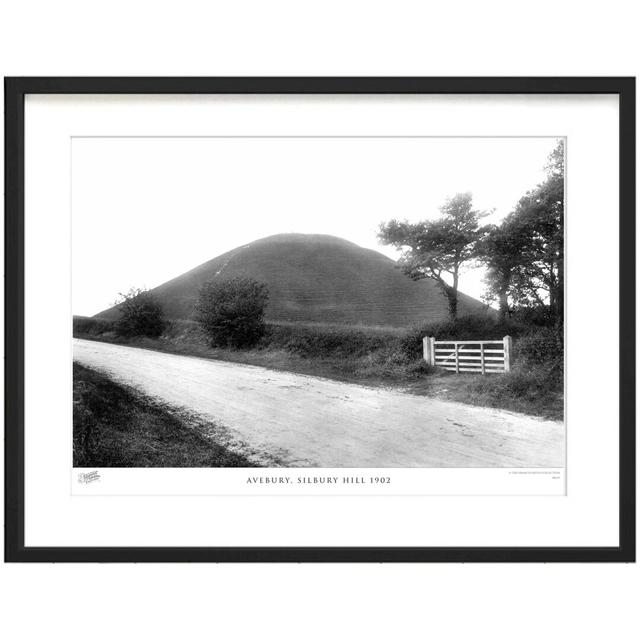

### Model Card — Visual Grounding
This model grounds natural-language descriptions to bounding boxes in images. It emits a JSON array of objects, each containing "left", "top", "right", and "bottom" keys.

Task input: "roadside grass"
[
  {"left": 403, "top": 367, "right": 563, "bottom": 420},
  {"left": 74, "top": 316, "right": 564, "bottom": 421},
  {"left": 73, "top": 362, "right": 256, "bottom": 467}
]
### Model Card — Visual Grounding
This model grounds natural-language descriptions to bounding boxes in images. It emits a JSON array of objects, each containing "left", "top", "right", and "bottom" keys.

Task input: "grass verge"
[
  {"left": 73, "top": 362, "right": 256, "bottom": 467},
  {"left": 404, "top": 370, "right": 563, "bottom": 421}
]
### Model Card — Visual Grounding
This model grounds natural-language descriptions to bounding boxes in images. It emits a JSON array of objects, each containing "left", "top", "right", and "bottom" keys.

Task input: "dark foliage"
[
  {"left": 479, "top": 139, "right": 564, "bottom": 324},
  {"left": 514, "top": 326, "right": 563, "bottom": 374},
  {"left": 73, "top": 316, "right": 116, "bottom": 336},
  {"left": 379, "top": 192, "right": 488, "bottom": 319},
  {"left": 265, "top": 324, "right": 393, "bottom": 358},
  {"left": 115, "top": 287, "right": 165, "bottom": 338},
  {"left": 509, "top": 305, "right": 557, "bottom": 328},
  {"left": 196, "top": 277, "right": 269, "bottom": 348}
]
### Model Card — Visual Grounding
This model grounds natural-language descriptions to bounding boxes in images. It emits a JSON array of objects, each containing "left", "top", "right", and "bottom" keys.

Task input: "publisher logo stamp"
[{"left": 78, "top": 470, "right": 101, "bottom": 484}]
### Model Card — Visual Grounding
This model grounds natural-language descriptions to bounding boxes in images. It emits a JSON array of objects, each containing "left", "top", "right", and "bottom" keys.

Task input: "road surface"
[{"left": 73, "top": 339, "right": 565, "bottom": 467}]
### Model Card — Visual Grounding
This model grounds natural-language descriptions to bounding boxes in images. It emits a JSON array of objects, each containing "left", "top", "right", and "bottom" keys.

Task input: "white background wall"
[{"left": 1, "top": 2, "right": 638, "bottom": 639}]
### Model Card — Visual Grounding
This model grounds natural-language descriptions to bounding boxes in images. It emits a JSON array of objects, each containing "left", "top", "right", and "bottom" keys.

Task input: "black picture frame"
[{"left": 4, "top": 77, "right": 636, "bottom": 563}]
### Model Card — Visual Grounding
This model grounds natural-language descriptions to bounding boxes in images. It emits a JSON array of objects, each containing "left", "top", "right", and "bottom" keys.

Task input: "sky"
[{"left": 72, "top": 136, "right": 559, "bottom": 316}]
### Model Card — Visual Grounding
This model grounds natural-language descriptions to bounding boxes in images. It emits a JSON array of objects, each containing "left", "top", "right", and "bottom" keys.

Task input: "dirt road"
[{"left": 73, "top": 339, "right": 564, "bottom": 467}]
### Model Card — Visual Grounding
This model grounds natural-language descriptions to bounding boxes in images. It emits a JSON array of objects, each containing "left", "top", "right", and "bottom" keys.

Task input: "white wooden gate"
[{"left": 422, "top": 336, "right": 512, "bottom": 374}]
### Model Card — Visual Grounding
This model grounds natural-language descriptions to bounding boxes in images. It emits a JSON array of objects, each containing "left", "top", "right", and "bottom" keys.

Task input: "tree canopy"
[
  {"left": 379, "top": 140, "right": 564, "bottom": 327},
  {"left": 378, "top": 192, "right": 488, "bottom": 319},
  {"left": 479, "top": 139, "right": 564, "bottom": 324}
]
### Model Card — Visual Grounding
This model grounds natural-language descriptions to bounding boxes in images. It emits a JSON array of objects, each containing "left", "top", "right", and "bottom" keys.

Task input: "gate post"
[
  {"left": 503, "top": 335, "right": 512, "bottom": 372},
  {"left": 423, "top": 336, "right": 436, "bottom": 365}
]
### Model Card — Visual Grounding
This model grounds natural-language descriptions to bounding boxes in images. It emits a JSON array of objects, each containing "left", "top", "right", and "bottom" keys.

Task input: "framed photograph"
[{"left": 5, "top": 77, "right": 635, "bottom": 562}]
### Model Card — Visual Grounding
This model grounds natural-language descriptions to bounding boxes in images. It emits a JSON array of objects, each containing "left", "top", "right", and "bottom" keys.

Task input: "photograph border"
[{"left": 4, "top": 77, "right": 635, "bottom": 562}]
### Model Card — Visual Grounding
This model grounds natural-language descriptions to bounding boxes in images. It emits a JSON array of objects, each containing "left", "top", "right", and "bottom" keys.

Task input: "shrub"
[
  {"left": 510, "top": 306, "right": 557, "bottom": 328},
  {"left": 513, "top": 326, "right": 563, "bottom": 380},
  {"left": 73, "top": 316, "right": 116, "bottom": 336},
  {"left": 398, "top": 327, "right": 427, "bottom": 360},
  {"left": 265, "top": 324, "right": 392, "bottom": 358},
  {"left": 196, "top": 277, "right": 269, "bottom": 348},
  {"left": 114, "top": 288, "right": 165, "bottom": 338}
]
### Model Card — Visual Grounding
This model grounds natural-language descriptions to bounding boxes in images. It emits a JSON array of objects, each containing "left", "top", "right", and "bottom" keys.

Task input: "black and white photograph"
[{"left": 71, "top": 135, "right": 565, "bottom": 472}]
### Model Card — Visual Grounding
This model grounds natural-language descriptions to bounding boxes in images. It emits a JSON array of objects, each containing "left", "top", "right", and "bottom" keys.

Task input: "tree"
[
  {"left": 378, "top": 192, "right": 488, "bottom": 319},
  {"left": 196, "top": 277, "right": 269, "bottom": 348},
  {"left": 477, "top": 221, "right": 522, "bottom": 320},
  {"left": 480, "top": 140, "right": 564, "bottom": 325},
  {"left": 115, "top": 287, "right": 165, "bottom": 337}
]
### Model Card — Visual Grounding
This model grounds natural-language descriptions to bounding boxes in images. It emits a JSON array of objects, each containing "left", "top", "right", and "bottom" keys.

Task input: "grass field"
[
  {"left": 73, "top": 362, "right": 256, "bottom": 467},
  {"left": 74, "top": 315, "right": 564, "bottom": 420}
]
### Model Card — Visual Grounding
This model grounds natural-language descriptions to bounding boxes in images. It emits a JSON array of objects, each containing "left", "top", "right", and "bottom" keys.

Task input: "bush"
[
  {"left": 513, "top": 326, "right": 563, "bottom": 381},
  {"left": 114, "top": 288, "right": 165, "bottom": 338},
  {"left": 73, "top": 316, "right": 116, "bottom": 336},
  {"left": 265, "top": 324, "right": 393, "bottom": 358},
  {"left": 510, "top": 306, "right": 557, "bottom": 328},
  {"left": 196, "top": 277, "right": 269, "bottom": 348}
]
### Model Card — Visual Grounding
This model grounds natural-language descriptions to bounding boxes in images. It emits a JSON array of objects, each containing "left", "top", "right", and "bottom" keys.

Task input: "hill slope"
[{"left": 96, "top": 234, "right": 491, "bottom": 328}]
